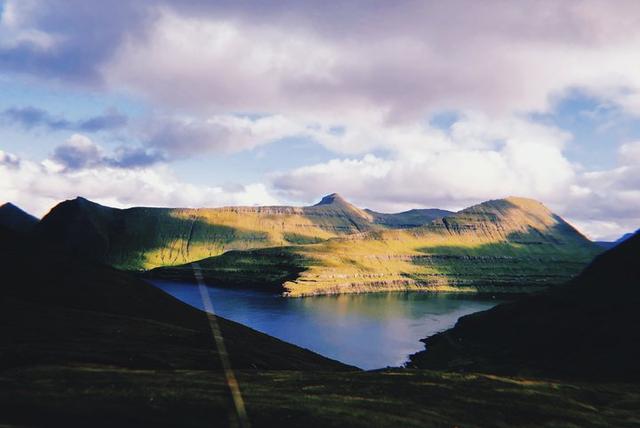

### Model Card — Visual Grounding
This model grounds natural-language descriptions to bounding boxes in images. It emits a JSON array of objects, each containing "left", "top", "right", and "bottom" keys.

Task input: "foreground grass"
[{"left": 1, "top": 365, "right": 639, "bottom": 428}]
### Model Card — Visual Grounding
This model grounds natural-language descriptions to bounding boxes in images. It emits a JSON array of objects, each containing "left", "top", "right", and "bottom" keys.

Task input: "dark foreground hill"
[
  {"left": 0, "top": 224, "right": 351, "bottom": 371},
  {"left": 0, "top": 220, "right": 638, "bottom": 427},
  {"left": 596, "top": 229, "right": 639, "bottom": 249},
  {"left": 408, "top": 232, "right": 640, "bottom": 381},
  {"left": 0, "top": 202, "right": 38, "bottom": 234}
]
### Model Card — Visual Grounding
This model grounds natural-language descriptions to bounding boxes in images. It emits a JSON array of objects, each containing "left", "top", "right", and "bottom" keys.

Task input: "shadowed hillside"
[
  {"left": 408, "top": 231, "right": 640, "bottom": 380},
  {"left": 0, "top": 202, "right": 38, "bottom": 234},
  {"left": 0, "top": 212, "right": 637, "bottom": 428},
  {"left": 153, "top": 197, "right": 601, "bottom": 296},
  {"left": 2, "top": 367, "right": 639, "bottom": 428},
  {"left": 0, "top": 224, "right": 352, "bottom": 371}
]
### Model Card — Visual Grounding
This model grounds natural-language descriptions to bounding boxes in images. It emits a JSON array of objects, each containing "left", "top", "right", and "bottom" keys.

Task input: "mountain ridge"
[
  {"left": 34, "top": 193, "right": 459, "bottom": 270},
  {"left": 0, "top": 202, "right": 38, "bottom": 235},
  {"left": 36, "top": 194, "right": 601, "bottom": 296},
  {"left": 135, "top": 194, "right": 602, "bottom": 296}
]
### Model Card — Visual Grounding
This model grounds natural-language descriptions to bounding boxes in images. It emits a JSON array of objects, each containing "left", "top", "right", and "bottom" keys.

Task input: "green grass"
[{"left": 1, "top": 365, "right": 639, "bottom": 428}]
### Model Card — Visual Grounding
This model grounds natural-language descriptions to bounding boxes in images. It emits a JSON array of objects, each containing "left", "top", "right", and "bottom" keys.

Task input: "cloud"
[
  {"left": 2, "top": 0, "right": 640, "bottom": 240},
  {"left": 1, "top": 106, "right": 128, "bottom": 132},
  {"left": 143, "top": 114, "right": 309, "bottom": 155},
  {"left": 0, "top": 149, "right": 20, "bottom": 168},
  {"left": 101, "top": 2, "right": 640, "bottom": 121},
  {"left": 271, "top": 113, "right": 639, "bottom": 240},
  {"left": 0, "top": 148, "right": 279, "bottom": 217},
  {"left": 272, "top": 115, "right": 575, "bottom": 208},
  {"left": 51, "top": 134, "right": 164, "bottom": 170},
  {"left": 2, "top": 1, "right": 640, "bottom": 119},
  {"left": 0, "top": 0, "right": 152, "bottom": 83},
  {"left": 51, "top": 134, "right": 102, "bottom": 169}
]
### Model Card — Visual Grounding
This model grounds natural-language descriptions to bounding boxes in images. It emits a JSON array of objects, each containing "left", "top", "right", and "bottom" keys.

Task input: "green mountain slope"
[
  {"left": 408, "top": 231, "right": 640, "bottom": 380},
  {"left": 0, "top": 202, "right": 38, "bottom": 234},
  {"left": 35, "top": 194, "right": 386, "bottom": 270},
  {"left": 153, "top": 197, "right": 601, "bottom": 296},
  {"left": 37, "top": 194, "right": 600, "bottom": 296},
  {"left": 0, "top": 224, "right": 352, "bottom": 371}
]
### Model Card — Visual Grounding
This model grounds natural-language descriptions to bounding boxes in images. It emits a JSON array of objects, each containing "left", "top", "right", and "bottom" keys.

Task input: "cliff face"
[{"left": 407, "top": 232, "right": 640, "bottom": 380}]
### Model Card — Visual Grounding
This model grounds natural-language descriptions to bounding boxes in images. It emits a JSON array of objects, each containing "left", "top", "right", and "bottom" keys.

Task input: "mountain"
[
  {"left": 0, "top": 202, "right": 38, "bottom": 234},
  {"left": 408, "top": 231, "right": 640, "bottom": 380},
  {"left": 151, "top": 196, "right": 602, "bottom": 296},
  {"left": 0, "top": 224, "right": 351, "bottom": 371},
  {"left": 596, "top": 229, "right": 639, "bottom": 249},
  {"left": 365, "top": 208, "right": 454, "bottom": 228},
  {"left": 35, "top": 194, "right": 387, "bottom": 270},
  {"left": 35, "top": 193, "right": 454, "bottom": 270}
]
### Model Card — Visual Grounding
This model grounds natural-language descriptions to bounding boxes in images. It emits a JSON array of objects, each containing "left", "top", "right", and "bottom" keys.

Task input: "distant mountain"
[
  {"left": 596, "top": 229, "right": 639, "bottom": 249},
  {"left": 36, "top": 193, "right": 387, "bottom": 270},
  {"left": 0, "top": 202, "right": 38, "bottom": 234},
  {"left": 151, "top": 196, "right": 602, "bottom": 296},
  {"left": 0, "top": 224, "right": 351, "bottom": 371},
  {"left": 365, "top": 208, "right": 454, "bottom": 228},
  {"left": 408, "top": 231, "right": 640, "bottom": 380}
]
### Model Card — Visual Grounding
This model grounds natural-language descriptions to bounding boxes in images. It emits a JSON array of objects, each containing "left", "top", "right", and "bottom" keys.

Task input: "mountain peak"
[
  {"left": 0, "top": 202, "right": 19, "bottom": 211},
  {"left": 314, "top": 193, "right": 348, "bottom": 206},
  {"left": 0, "top": 202, "right": 37, "bottom": 218},
  {"left": 0, "top": 202, "right": 38, "bottom": 234}
]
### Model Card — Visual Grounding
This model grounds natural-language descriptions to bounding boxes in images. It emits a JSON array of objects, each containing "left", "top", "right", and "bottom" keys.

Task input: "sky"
[{"left": 1, "top": 0, "right": 640, "bottom": 240}]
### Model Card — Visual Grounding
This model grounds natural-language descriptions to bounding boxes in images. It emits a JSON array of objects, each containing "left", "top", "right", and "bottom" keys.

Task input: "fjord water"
[{"left": 153, "top": 281, "right": 503, "bottom": 369}]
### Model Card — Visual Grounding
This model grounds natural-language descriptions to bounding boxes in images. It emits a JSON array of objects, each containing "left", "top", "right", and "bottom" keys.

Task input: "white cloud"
[
  {"left": 98, "top": 2, "right": 640, "bottom": 123},
  {"left": 143, "top": 114, "right": 310, "bottom": 155},
  {"left": 271, "top": 114, "right": 640, "bottom": 240},
  {"left": 2, "top": 1, "right": 640, "bottom": 240},
  {"left": 0, "top": 149, "right": 279, "bottom": 217},
  {"left": 619, "top": 141, "right": 640, "bottom": 164},
  {"left": 0, "top": 0, "right": 60, "bottom": 50}
]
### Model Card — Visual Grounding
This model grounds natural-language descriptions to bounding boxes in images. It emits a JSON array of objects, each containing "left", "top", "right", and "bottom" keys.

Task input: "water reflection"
[{"left": 153, "top": 281, "right": 504, "bottom": 370}]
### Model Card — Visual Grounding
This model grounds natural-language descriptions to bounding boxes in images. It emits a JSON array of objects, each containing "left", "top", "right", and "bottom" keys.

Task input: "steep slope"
[
  {"left": 153, "top": 197, "right": 601, "bottom": 296},
  {"left": 0, "top": 202, "right": 38, "bottom": 234},
  {"left": 408, "top": 231, "right": 640, "bottom": 380},
  {"left": 0, "top": 225, "right": 352, "bottom": 371},
  {"left": 35, "top": 194, "right": 382, "bottom": 270}
]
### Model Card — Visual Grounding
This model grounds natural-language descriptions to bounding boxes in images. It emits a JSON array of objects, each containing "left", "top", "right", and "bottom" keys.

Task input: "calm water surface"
[{"left": 153, "top": 281, "right": 504, "bottom": 369}]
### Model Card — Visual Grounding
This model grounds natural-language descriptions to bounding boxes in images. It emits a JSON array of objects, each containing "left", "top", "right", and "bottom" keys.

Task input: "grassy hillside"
[
  {"left": 0, "top": 224, "right": 352, "bottom": 371},
  {"left": 153, "top": 197, "right": 601, "bottom": 296},
  {"left": 36, "top": 194, "right": 395, "bottom": 270},
  {"left": 2, "top": 366, "right": 638, "bottom": 427},
  {"left": 408, "top": 232, "right": 640, "bottom": 380}
]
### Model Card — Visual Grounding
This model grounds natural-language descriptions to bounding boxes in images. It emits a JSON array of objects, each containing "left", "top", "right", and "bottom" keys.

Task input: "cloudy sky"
[{"left": 1, "top": 0, "right": 640, "bottom": 240}]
